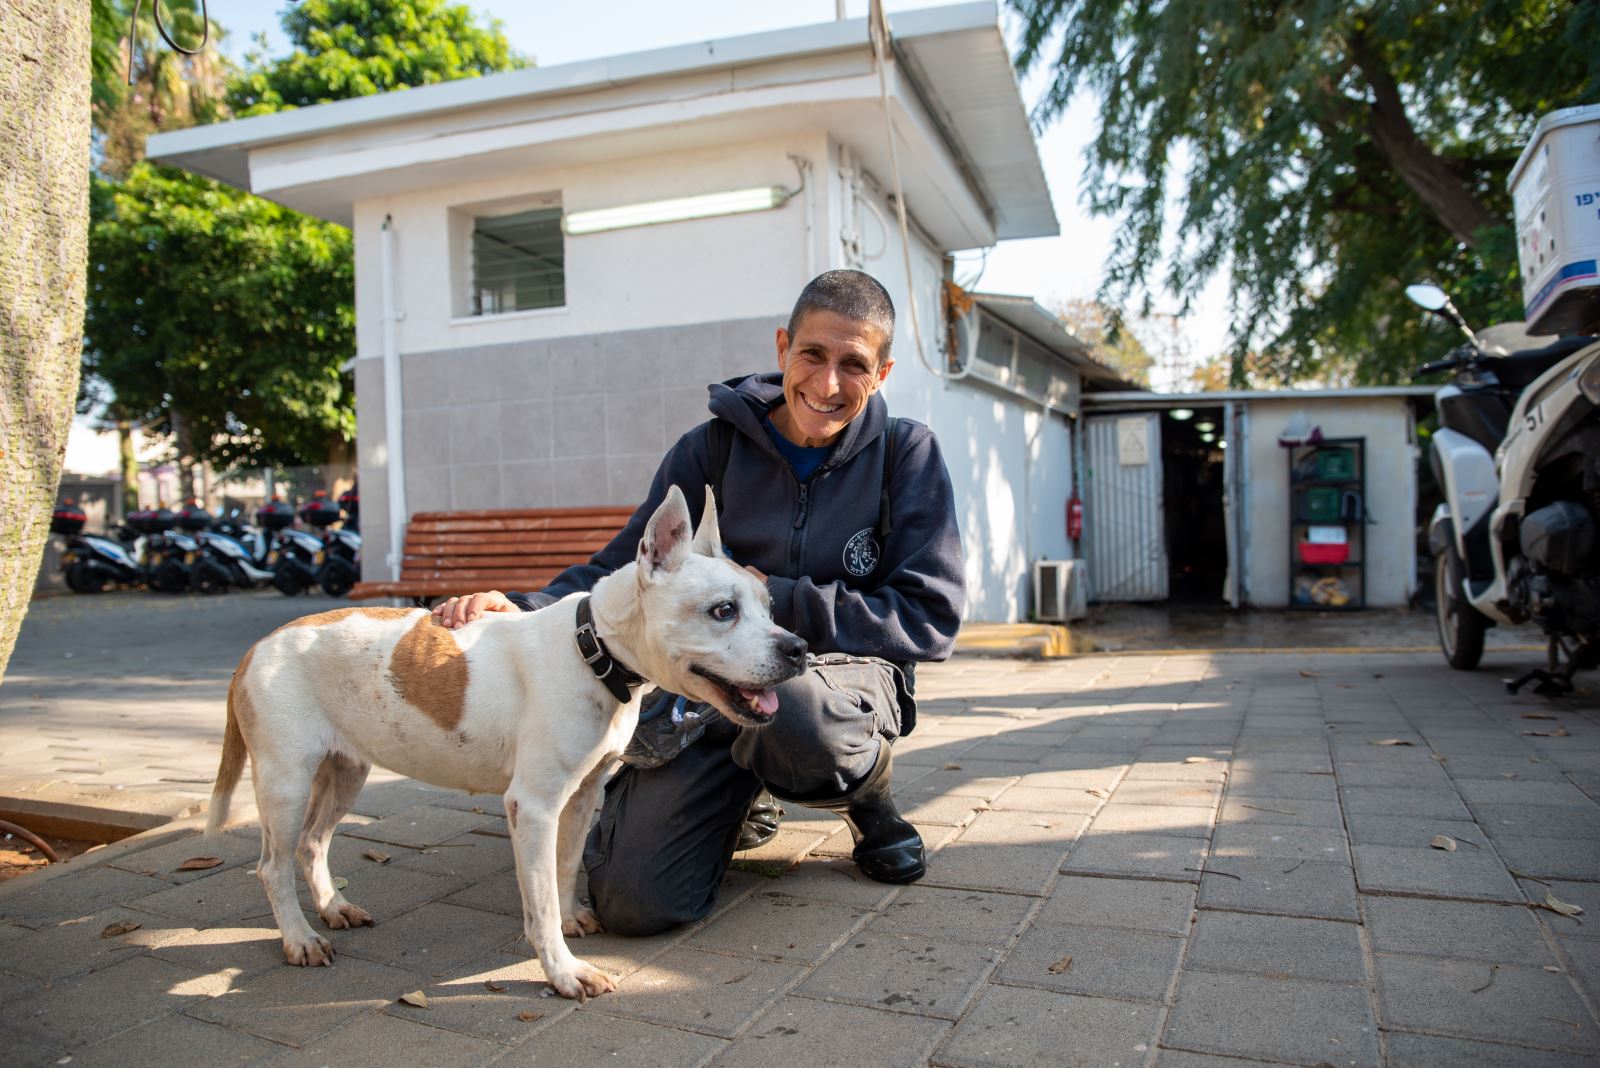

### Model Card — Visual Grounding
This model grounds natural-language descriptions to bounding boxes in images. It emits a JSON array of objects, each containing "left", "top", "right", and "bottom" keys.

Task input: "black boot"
[
  {"left": 778, "top": 743, "right": 925, "bottom": 884},
  {"left": 735, "top": 789, "right": 784, "bottom": 851}
]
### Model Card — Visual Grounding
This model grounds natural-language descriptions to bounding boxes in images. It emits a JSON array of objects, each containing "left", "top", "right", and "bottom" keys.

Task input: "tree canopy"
[
  {"left": 226, "top": 0, "right": 522, "bottom": 116},
  {"left": 1010, "top": 0, "right": 1599, "bottom": 385},
  {"left": 1051, "top": 298, "right": 1155, "bottom": 386},
  {"left": 86, "top": 165, "right": 356, "bottom": 469},
  {"left": 83, "top": 0, "right": 522, "bottom": 471}
]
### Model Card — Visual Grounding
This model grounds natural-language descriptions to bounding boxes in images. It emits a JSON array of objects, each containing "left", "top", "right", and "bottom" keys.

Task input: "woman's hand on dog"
[{"left": 433, "top": 590, "right": 516, "bottom": 629}]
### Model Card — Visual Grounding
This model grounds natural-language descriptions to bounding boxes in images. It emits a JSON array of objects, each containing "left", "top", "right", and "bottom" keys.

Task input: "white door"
[{"left": 1082, "top": 413, "right": 1168, "bottom": 601}]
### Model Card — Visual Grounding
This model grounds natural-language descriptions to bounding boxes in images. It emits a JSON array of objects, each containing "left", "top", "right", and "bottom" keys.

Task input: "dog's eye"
[{"left": 709, "top": 601, "right": 738, "bottom": 622}]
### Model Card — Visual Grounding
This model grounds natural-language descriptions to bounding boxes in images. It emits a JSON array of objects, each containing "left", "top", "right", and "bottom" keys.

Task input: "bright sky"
[{"left": 69, "top": 0, "right": 1229, "bottom": 474}]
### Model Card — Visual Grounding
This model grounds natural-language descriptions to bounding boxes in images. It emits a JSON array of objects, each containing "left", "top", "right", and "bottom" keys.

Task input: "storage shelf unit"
[{"left": 1288, "top": 437, "right": 1365, "bottom": 610}]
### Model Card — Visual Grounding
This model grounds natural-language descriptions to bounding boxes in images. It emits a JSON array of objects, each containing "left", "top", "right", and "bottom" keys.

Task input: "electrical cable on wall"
[{"left": 867, "top": 0, "right": 972, "bottom": 381}]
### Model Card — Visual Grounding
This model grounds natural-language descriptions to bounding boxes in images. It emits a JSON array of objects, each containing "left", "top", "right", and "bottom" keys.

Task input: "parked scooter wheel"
[
  {"left": 191, "top": 558, "right": 233, "bottom": 595},
  {"left": 148, "top": 558, "right": 189, "bottom": 594},
  {"left": 1435, "top": 544, "right": 1488, "bottom": 670},
  {"left": 66, "top": 560, "right": 106, "bottom": 594},
  {"left": 272, "top": 566, "right": 308, "bottom": 596},
  {"left": 318, "top": 557, "right": 357, "bottom": 598}
]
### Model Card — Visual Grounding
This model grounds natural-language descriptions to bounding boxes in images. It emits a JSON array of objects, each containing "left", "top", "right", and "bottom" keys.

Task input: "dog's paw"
[
  {"left": 283, "top": 935, "right": 335, "bottom": 967},
  {"left": 549, "top": 959, "right": 617, "bottom": 1001},
  {"left": 322, "top": 902, "right": 375, "bottom": 930},
  {"left": 561, "top": 908, "right": 603, "bottom": 938}
]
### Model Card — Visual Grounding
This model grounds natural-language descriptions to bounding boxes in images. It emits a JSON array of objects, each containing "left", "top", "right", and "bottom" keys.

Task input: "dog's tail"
[{"left": 206, "top": 650, "right": 254, "bottom": 835}]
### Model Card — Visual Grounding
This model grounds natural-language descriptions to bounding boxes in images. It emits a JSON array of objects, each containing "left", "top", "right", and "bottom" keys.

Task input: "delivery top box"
[{"left": 1509, "top": 104, "right": 1600, "bottom": 336}]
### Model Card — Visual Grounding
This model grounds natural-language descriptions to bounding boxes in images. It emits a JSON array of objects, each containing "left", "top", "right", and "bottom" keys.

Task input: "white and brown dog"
[{"left": 207, "top": 486, "right": 807, "bottom": 999}]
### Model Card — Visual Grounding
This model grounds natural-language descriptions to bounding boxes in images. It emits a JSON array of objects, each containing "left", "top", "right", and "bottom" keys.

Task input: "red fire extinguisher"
[{"left": 1067, "top": 496, "right": 1083, "bottom": 541}]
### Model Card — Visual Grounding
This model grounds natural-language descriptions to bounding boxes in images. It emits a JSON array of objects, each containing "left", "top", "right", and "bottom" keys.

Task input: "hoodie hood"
[{"left": 708, "top": 372, "right": 890, "bottom": 470}]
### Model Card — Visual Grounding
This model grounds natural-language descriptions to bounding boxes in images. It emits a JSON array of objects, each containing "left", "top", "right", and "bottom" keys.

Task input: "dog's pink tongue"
[{"left": 740, "top": 688, "right": 779, "bottom": 716}]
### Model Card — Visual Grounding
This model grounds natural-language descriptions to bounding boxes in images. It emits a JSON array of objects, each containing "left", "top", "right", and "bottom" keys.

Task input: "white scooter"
[{"left": 1410, "top": 283, "right": 1600, "bottom": 694}]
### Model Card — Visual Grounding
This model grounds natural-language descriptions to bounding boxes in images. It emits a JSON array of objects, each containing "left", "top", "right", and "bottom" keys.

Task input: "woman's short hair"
[{"left": 787, "top": 270, "right": 896, "bottom": 365}]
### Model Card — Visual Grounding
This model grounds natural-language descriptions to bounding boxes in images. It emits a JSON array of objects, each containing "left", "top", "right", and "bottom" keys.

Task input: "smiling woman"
[{"left": 770, "top": 271, "right": 898, "bottom": 449}]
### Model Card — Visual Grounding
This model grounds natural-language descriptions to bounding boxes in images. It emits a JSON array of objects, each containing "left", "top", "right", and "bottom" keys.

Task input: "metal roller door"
[{"left": 1082, "top": 413, "right": 1168, "bottom": 601}]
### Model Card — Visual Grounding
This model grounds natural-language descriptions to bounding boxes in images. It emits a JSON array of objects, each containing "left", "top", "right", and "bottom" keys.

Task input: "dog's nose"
[{"left": 778, "top": 633, "right": 808, "bottom": 666}]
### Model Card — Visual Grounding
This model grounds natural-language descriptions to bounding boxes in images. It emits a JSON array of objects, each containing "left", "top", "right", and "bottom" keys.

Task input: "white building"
[{"left": 149, "top": 2, "right": 1127, "bottom": 623}]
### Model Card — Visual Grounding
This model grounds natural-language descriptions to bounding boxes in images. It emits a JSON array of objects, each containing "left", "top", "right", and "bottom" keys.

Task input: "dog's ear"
[
  {"left": 638, "top": 485, "right": 693, "bottom": 578},
  {"left": 690, "top": 485, "right": 724, "bottom": 558}
]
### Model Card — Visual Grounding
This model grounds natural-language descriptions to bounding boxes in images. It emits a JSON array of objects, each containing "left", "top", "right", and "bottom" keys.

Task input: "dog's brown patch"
[
  {"left": 278, "top": 606, "right": 415, "bottom": 632},
  {"left": 386, "top": 614, "right": 468, "bottom": 731}
]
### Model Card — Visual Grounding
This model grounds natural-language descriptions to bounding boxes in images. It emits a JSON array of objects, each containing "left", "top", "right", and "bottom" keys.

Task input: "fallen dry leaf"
[
  {"left": 1299, "top": 670, "right": 1319, "bottom": 678},
  {"left": 1521, "top": 712, "right": 1558, "bottom": 720},
  {"left": 1048, "top": 955, "right": 1073, "bottom": 974},
  {"left": 942, "top": 763, "right": 963, "bottom": 771},
  {"left": 332, "top": 876, "right": 348, "bottom": 891},
  {"left": 1430, "top": 835, "right": 1457, "bottom": 852},
  {"left": 1523, "top": 727, "right": 1570, "bottom": 738},
  {"left": 517, "top": 1011, "right": 543, "bottom": 1022},
  {"left": 471, "top": 806, "right": 485, "bottom": 814},
  {"left": 1086, "top": 788, "right": 1110, "bottom": 799},
  {"left": 1372, "top": 739, "right": 1414, "bottom": 746},
  {"left": 398, "top": 990, "right": 429, "bottom": 1008},
  {"left": 1544, "top": 891, "right": 1584, "bottom": 918},
  {"left": 1431, "top": 753, "right": 1448, "bottom": 764},
  {"left": 99, "top": 920, "right": 141, "bottom": 939},
  {"left": 484, "top": 980, "right": 508, "bottom": 993},
  {"left": 362, "top": 850, "right": 391, "bottom": 865},
  {"left": 175, "top": 856, "right": 223, "bottom": 872}
]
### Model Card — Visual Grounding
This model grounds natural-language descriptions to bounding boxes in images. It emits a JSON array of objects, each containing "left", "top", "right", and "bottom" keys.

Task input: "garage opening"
[{"left": 1161, "top": 406, "right": 1229, "bottom": 602}]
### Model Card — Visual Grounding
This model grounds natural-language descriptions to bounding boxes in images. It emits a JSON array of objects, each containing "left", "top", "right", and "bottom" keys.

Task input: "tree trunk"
[
  {"left": 1348, "top": 30, "right": 1499, "bottom": 247},
  {"left": 0, "top": 1, "right": 90, "bottom": 682},
  {"left": 117, "top": 416, "right": 139, "bottom": 516}
]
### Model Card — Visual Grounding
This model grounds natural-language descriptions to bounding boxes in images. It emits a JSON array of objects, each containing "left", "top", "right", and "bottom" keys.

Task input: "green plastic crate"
[
  {"left": 1302, "top": 486, "right": 1341, "bottom": 521},
  {"left": 1315, "top": 448, "right": 1356, "bottom": 480}
]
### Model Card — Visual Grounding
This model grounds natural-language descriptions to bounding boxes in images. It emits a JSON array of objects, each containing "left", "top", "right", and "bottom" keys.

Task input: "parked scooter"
[
  {"left": 187, "top": 502, "right": 275, "bottom": 594},
  {"left": 1409, "top": 283, "right": 1600, "bottom": 693},
  {"left": 301, "top": 492, "right": 361, "bottom": 597},
  {"left": 259, "top": 498, "right": 322, "bottom": 596},
  {"left": 53, "top": 502, "right": 143, "bottom": 593},
  {"left": 126, "top": 507, "right": 195, "bottom": 593}
]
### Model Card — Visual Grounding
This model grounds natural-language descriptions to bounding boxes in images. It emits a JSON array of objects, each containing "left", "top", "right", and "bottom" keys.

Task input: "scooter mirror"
[{"left": 1405, "top": 283, "right": 1450, "bottom": 312}]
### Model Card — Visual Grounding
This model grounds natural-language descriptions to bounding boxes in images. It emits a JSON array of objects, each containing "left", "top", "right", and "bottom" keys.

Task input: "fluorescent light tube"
[{"left": 563, "top": 186, "right": 792, "bottom": 235}]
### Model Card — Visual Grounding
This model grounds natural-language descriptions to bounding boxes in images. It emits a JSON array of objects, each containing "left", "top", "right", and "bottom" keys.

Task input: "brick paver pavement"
[{"left": 2, "top": 595, "right": 1599, "bottom": 1065}]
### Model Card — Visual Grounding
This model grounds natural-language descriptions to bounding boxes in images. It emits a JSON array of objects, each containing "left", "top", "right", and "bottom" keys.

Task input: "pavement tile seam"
[
  {"left": 982, "top": 975, "right": 1173, "bottom": 1010},
  {"left": 556, "top": 1006, "right": 737, "bottom": 1051}
]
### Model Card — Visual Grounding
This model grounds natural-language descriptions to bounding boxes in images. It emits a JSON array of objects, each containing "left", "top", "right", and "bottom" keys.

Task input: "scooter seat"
[{"left": 1484, "top": 335, "right": 1596, "bottom": 388}]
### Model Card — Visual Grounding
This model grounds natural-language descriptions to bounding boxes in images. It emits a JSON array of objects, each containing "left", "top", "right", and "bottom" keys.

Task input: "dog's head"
[{"left": 627, "top": 485, "right": 807, "bottom": 727}]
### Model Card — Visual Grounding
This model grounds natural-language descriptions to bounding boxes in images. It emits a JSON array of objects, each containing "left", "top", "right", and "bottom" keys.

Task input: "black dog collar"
[{"left": 574, "top": 596, "right": 646, "bottom": 703}]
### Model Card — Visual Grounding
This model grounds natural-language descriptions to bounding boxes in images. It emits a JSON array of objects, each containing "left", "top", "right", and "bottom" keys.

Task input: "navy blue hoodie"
[{"left": 515, "top": 372, "right": 965, "bottom": 671}]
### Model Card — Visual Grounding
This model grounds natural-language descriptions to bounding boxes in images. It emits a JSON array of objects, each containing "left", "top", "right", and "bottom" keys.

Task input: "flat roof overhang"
[
  {"left": 146, "top": 2, "right": 1055, "bottom": 250},
  {"left": 1082, "top": 386, "right": 1438, "bottom": 413}
]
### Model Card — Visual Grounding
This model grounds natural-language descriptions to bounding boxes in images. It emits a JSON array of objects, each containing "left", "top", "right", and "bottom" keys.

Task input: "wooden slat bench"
[{"left": 349, "top": 505, "right": 637, "bottom": 603}]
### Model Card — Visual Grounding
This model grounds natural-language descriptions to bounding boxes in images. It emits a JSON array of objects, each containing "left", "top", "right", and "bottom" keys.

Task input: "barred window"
[{"left": 471, "top": 206, "right": 565, "bottom": 315}]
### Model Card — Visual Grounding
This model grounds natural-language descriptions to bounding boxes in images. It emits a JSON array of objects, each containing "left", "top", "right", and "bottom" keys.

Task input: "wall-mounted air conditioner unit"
[{"left": 1033, "top": 559, "right": 1088, "bottom": 622}]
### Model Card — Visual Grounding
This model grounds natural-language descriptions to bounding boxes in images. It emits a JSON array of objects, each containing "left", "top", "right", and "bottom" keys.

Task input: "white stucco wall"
[
  {"left": 351, "top": 133, "right": 830, "bottom": 360},
  {"left": 831, "top": 142, "right": 1079, "bottom": 622},
  {"left": 346, "top": 123, "right": 1076, "bottom": 622},
  {"left": 1244, "top": 397, "right": 1419, "bottom": 607}
]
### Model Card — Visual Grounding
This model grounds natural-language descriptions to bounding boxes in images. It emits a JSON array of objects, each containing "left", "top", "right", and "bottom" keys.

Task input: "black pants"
[{"left": 583, "top": 655, "right": 903, "bottom": 936}]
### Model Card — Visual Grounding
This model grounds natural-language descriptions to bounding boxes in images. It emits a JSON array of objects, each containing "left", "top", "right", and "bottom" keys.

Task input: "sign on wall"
[{"left": 1117, "top": 417, "right": 1150, "bottom": 466}]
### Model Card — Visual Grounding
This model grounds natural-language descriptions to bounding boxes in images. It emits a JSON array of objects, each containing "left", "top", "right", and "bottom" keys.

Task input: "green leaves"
[
  {"left": 85, "top": 164, "right": 357, "bottom": 469},
  {"left": 1008, "top": 0, "right": 1597, "bottom": 384},
  {"left": 85, "top": 0, "right": 523, "bottom": 470}
]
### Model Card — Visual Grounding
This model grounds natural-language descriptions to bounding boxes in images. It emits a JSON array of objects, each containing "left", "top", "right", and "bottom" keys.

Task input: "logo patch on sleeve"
[{"left": 843, "top": 528, "right": 880, "bottom": 577}]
